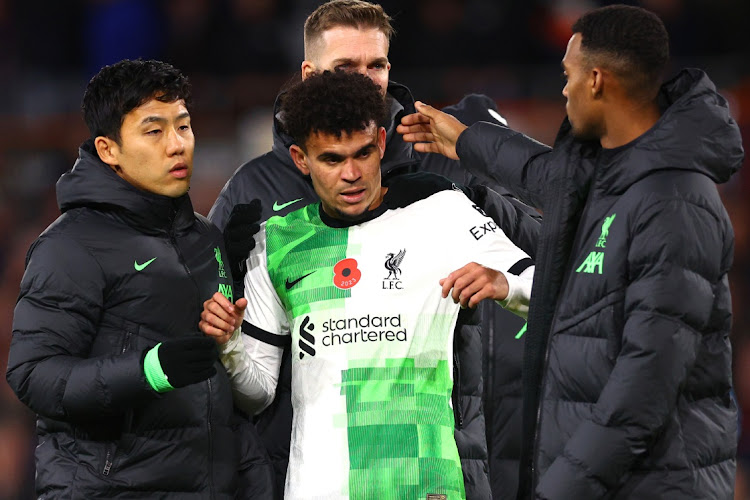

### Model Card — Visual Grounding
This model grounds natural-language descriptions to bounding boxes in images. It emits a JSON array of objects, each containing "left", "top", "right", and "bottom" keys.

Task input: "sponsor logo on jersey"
[
  {"left": 468, "top": 204, "right": 500, "bottom": 241},
  {"left": 298, "top": 316, "right": 316, "bottom": 359},
  {"left": 297, "top": 314, "right": 407, "bottom": 356},
  {"left": 333, "top": 258, "right": 361, "bottom": 289},
  {"left": 383, "top": 249, "right": 406, "bottom": 290},
  {"left": 321, "top": 314, "right": 407, "bottom": 346},
  {"left": 427, "top": 495, "right": 448, "bottom": 500}
]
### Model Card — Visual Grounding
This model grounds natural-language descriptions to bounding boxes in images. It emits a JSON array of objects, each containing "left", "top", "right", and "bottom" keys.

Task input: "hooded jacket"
[
  {"left": 6, "top": 142, "right": 241, "bottom": 499},
  {"left": 455, "top": 68, "right": 743, "bottom": 499},
  {"left": 209, "top": 80, "right": 541, "bottom": 499}
]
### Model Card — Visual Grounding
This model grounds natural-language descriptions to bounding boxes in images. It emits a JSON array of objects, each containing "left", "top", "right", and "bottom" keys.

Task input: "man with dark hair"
[
  {"left": 6, "top": 59, "right": 245, "bottom": 498},
  {"left": 399, "top": 4, "right": 743, "bottom": 498},
  {"left": 209, "top": 1, "right": 540, "bottom": 498},
  {"left": 200, "top": 69, "right": 534, "bottom": 499}
]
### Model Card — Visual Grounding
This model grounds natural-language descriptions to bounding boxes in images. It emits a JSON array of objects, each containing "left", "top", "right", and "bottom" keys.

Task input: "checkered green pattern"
[{"left": 340, "top": 358, "right": 465, "bottom": 499}]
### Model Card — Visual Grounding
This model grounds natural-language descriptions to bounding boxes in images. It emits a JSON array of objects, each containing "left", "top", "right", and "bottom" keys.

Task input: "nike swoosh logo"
[
  {"left": 285, "top": 271, "right": 315, "bottom": 290},
  {"left": 273, "top": 198, "right": 303, "bottom": 212},
  {"left": 134, "top": 257, "right": 157, "bottom": 271}
]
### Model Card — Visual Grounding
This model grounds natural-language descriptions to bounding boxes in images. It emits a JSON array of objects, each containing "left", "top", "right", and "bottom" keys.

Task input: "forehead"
[
  {"left": 305, "top": 123, "right": 378, "bottom": 155},
  {"left": 316, "top": 26, "right": 389, "bottom": 62},
  {"left": 123, "top": 98, "right": 189, "bottom": 126},
  {"left": 562, "top": 33, "right": 583, "bottom": 69}
]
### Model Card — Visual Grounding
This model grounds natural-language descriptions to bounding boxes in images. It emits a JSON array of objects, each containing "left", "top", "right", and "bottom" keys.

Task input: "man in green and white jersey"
[{"left": 200, "top": 71, "right": 533, "bottom": 499}]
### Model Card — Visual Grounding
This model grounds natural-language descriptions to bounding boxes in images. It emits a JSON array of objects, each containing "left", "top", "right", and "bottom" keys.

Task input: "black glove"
[
  {"left": 155, "top": 337, "right": 218, "bottom": 389},
  {"left": 224, "top": 199, "right": 262, "bottom": 280}
]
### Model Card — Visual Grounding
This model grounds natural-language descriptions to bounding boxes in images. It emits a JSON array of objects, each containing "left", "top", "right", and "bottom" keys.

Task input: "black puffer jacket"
[
  {"left": 6, "top": 142, "right": 242, "bottom": 499},
  {"left": 209, "top": 80, "right": 540, "bottom": 499},
  {"left": 456, "top": 68, "right": 743, "bottom": 499}
]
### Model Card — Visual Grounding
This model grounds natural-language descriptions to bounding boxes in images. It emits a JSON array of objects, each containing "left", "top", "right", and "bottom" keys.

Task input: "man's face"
[
  {"left": 562, "top": 33, "right": 603, "bottom": 141},
  {"left": 303, "top": 26, "right": 390, "bottom": 97},
  {"left": 290, "top": 123, "right": 386, "bottom": 221},
  {"left": 100, "top": 98, "right": 194, "bottom": 198}
]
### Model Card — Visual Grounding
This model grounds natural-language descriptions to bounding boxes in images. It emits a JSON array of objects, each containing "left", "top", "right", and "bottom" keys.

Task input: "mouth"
[
  {"left": 339, "top": 188, "right": 366, "bottom": 204},
  {"left": 169, "top": 163, "right": 189, "bottom": 179}
]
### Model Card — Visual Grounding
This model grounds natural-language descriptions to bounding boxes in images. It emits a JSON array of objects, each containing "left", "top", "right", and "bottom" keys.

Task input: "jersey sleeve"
[
  {"left": 450, "top": 190, "right": 534, "bottom": 317},
  {"left": 242, "top": 223, "right": 290, "bottom": 344}
]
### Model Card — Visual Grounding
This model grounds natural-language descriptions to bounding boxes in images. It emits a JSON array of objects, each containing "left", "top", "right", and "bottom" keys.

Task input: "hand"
[
  {"left": 200, "top": 292, "right": 248, "bottom": 345},
  {"left": 397, "top": 101, "right": 468, "bottom": 160},
  {"left": 225, "top": 200, "right": 262, "bottom": 280},
  {"left": 153, "top": 337, "right": 218, "bottom": 388},
  {"left": 439, "top": 262, "right": 509, "bottom": 309}
]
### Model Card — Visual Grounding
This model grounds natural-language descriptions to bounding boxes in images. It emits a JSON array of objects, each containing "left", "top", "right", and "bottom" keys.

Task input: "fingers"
[
  {"left": 398, "top": 111, "right": 433, "bottom": 127},
  {"left": 440, "top": 263, "right": 499, "bottom": 309},
  {"left": 200, "top": 293, "right": 245, "bottom": 335}
]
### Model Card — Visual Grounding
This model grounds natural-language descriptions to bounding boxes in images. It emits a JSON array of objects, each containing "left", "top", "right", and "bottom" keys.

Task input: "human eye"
[{"left": 146, "top": 128, "right": 162, "bottom": 136}]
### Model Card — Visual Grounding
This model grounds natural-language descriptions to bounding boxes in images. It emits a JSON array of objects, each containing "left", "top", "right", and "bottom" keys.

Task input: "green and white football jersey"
[{"left": 235, "top": 188, "right": 531, "bottom": 499}]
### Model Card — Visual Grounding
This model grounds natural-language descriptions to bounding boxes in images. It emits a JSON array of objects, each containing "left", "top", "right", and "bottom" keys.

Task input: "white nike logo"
[{"left": 488, "top": 108, "right": 508, "bottom": 126}]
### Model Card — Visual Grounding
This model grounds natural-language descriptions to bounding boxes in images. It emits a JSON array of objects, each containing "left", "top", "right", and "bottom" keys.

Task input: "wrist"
[{"left": 143, "top": 343, "right": 175, "bottom": 393}]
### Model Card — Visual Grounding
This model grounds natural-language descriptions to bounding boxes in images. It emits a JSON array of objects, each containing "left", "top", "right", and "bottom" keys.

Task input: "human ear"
[
  {"left": 94, "top": 136, "right": 121, "bottom": 170},
  {"left": 290, "top": 144, "right": 310, "bottom": 175}
]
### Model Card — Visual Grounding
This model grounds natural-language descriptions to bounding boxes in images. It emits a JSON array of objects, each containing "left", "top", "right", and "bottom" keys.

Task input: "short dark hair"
[
  {"left": 82, "top": 59, "right": 192, "bottom": 144},
  {"left": 281, "top": 70, "right": 388, "bottom": 148},
  {"left": 304, "top": 0, "right": 394, "bottom": 59},
  {"left": 572, "top": 4, "right": 669, "bottom": 100}
]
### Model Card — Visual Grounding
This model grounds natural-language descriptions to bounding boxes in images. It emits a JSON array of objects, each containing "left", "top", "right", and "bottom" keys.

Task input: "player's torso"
[{"left": 265, "top": 199, "right": 474, "bottom": 500}]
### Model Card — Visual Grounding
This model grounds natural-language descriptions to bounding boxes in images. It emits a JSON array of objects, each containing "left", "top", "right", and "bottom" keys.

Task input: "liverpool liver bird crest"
[{"left": 384, "top": 249, "right": 406, "bottom": 280}]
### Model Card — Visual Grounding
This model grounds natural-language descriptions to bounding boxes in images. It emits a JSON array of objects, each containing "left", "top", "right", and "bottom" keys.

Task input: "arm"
[
  {"left": 536, "top": 200, "right": 725, "bottom": 498},
  {"left": 6, "top": 237, "right": 148, "bottom": 421},
  {"left": 439, "top": 190, "right": 535, "bottom": 317},
  {"left": 200, "top": 225, "right": 289, "bottom": 415},
  {"left": 398, "top": 102, "right": 555, "bottom": 209}
]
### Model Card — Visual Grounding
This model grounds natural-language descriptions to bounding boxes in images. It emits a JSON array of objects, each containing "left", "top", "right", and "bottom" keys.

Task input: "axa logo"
[
  {"left": 383, "top": 249, "right": 406, "bottom": 290},
  {"left": 576, "top": 213, "right": 616, "bottom": 275},
  {"left": 333, "top": 258, "right": 361, "bottom": 289},
  {"left": 298, "top": 316, "right": 316, "bottom": 359}
]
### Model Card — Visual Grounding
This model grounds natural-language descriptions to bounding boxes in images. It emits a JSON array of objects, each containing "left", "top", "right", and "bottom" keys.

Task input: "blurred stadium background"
[{"left": 0, "top": 0, "right": 748, "bottom": 498}]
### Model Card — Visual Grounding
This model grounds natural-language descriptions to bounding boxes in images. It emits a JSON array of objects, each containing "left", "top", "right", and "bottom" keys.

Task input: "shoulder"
[
  {"left": 384, "top": 172, "right": 470, "bottom": 209},
  {"left": 441, "top": 94, "right": 507, "bottom": 126}
]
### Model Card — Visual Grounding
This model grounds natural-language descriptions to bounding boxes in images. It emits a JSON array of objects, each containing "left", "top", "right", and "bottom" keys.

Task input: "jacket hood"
[
  {"left": 56, "top": 140, "right": 195, "bottom": 234},
  {"left": 592, "top": 68, "right": 744, "bottom": 193},
  {"left": 270, "top": 80, "right": 420, "bottom": 177}
]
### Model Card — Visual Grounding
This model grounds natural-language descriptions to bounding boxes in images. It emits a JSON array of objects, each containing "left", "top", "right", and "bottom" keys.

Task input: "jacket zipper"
[
  {"left": 452, "top": 349, "right": 463, "bottom": 429},
  {"left": 102, "top": 449, "right": 113, "bottom": 476},
  {"left": 530, "top": 171, "right": 599, "bottom": 490},
  {"left": 102, "top": 330, "right": 134, "bottom": 476},
  {"left": 168, "top": 214, "right": 216, "bottom": 499}
]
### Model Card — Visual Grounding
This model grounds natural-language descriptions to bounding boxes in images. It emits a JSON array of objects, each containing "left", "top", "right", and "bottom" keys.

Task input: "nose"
[
  {"left": 166, "top": 127, "right": 185, "bottom": 156},
  {"left": 341, "top": 159, "right": 361, "bottom": 182}
]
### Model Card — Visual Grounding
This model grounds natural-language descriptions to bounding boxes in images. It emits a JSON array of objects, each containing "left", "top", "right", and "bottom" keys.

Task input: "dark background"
[{"left": 1, "top": 1, "right": 749, "bottom": 498}]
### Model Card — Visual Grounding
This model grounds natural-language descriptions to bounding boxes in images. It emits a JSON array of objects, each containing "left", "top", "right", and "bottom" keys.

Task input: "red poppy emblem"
[{"left": 333, "top": 258, "right": 361, "bottom": 289}]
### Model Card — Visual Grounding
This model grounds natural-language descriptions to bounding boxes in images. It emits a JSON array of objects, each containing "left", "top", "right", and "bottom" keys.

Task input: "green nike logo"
[
  {"left": 273, "top": 198, "right": 303, "bottom": 211},
  {"left": 134, "top": 257, "right": 157, "bottom": 271}
]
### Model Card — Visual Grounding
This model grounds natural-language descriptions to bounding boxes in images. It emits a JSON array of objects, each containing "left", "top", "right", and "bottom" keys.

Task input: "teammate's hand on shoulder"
[
  {"left": 439, "top": 262, "right": 509, "bottom": 309},
  {"left": 224, "top": 199, "right": 262, "bottom": 280}
]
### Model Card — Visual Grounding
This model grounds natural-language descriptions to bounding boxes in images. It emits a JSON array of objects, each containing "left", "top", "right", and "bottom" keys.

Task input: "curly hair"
[
  {"left": 281, "top": 71, "right": 389, "bottom": 148},
  {"left": 572, "top": 5, "right": 669, "bottom": 101},
  {"left": 82, "top": 59, "right": 192, "bottom": 144}
]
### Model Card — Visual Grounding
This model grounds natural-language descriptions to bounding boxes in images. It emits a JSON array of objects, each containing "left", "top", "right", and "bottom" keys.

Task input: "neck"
[{"left": 600, "top": 99, "right": 661, "bottom": 149}]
